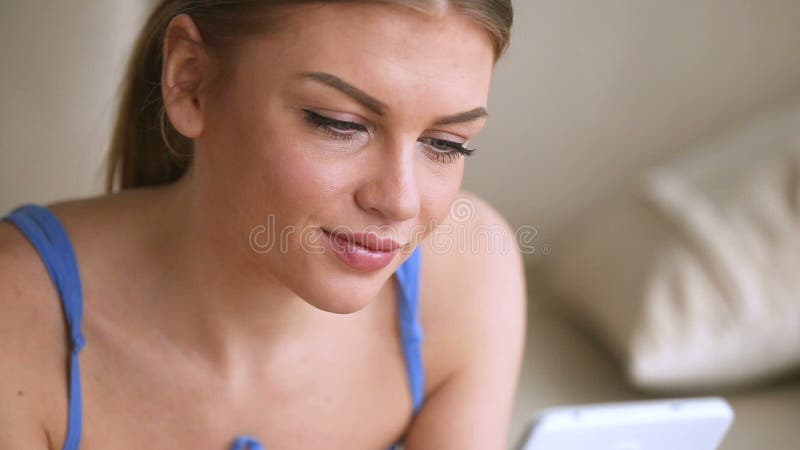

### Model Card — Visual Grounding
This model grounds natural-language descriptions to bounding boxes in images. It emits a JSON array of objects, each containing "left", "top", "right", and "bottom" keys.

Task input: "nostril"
[{"left": 354, "top": 178, "right": 420, "bottom": 222}]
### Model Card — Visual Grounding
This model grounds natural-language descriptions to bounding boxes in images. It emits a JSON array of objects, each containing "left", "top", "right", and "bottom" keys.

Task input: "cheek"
[
  {"left": 214, "top": 101, "right": 343, "bottom": 216},
  {"left": 255, "top": 135, "right": 359, "bottom": 221},
  {"left": 417, "top": 164, "right": 464, "bottom": 229}
]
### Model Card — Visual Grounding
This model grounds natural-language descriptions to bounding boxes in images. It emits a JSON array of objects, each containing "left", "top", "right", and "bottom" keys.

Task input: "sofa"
[
  {"left": 508, "top": 268, "right": 800, "bottom": 450},
  {"left": 508, "top": 97, "right": 800, "bottom": 450}
]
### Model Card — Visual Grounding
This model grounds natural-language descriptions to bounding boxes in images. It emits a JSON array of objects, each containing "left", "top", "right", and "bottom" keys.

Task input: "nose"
[{"left": 354, "top": 138, "right": 420, "bottom": 222}]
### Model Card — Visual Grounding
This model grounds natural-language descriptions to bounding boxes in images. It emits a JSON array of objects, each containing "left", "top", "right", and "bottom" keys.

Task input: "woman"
[{"left": 0, "top": 1, "right": 525, "bottom": 449}]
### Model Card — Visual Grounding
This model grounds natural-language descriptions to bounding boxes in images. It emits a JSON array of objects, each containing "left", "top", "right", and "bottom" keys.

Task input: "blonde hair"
[{"left": 105, "top": 0, "right": 513, "bottom": 191}]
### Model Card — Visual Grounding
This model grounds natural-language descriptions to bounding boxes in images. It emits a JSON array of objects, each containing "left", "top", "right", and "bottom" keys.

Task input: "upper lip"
[{"left": 322, "top": 229, "right": 402, "bottom": 252}]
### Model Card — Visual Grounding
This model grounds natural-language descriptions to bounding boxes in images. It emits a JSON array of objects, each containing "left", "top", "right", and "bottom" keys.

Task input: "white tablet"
[{"left": 515, "top": 397, "right": 734, "bottom": 450}]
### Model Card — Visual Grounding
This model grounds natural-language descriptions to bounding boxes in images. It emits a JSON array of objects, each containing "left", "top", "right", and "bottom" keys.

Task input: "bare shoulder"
[
  {"left": 0, "top": 221, "right": 68, "bottom": 449},
  {"left": 402, "top": 192, "right": 527, "bottom": 448},
  {"left": 0, "top": 220, "right": 71, "bottom": 345},
  {"left": 417, "top": 191, "right": 527, "bottom": 389},
  {"left": 0, "top": 220, "right": 69, "bottom": 356}
]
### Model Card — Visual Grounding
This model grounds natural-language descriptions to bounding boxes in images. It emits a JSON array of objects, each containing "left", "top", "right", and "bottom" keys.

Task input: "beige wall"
[
  {"left": 464, "top": 0, "right": 800, "bottom": 259},
  {"left": 0, "top": 1, "right": 145, "bottom": 211},
  {"left": 3, "top": 1, "right": 800, "bottom": 261}
]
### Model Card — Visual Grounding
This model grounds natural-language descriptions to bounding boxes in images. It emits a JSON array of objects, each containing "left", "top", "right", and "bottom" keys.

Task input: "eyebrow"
[
  {"left": 433, "top": 107, "right": 489, "bottom": 125},
  {"left": 299, "top": 71, "right": 488, "bottom": 125}
]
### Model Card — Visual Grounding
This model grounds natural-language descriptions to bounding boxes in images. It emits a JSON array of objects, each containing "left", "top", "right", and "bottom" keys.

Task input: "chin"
[
  {"left": 313, "top": 302, "right": 369, "bottom": 315},
  {"left": 269, "top": 243, "right": 395, "bottom": 314},
  {"left": 304, "top": 291, "right": 375, "bottom": 315},
  {"left": 295, "top": 268, "right": 387, "bottom": 315}
]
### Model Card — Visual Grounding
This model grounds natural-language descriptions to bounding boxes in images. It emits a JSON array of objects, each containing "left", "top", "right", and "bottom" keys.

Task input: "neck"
[{"left": 129, "top": 171, "right": 340, "bottom": 375}]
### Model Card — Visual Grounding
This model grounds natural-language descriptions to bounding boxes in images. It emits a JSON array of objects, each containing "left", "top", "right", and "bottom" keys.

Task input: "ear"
[{"left": 161, "top": 14, "right": 209, "bottom": 139}]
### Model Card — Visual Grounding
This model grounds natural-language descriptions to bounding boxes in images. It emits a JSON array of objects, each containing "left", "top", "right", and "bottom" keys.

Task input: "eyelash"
[{"left": 302, "top": 109, "right": 476, "bottom": 164}]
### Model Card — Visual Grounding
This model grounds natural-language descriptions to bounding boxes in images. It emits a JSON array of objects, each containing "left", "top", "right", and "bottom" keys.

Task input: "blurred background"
[{"left": 2, "top": 1, "right": 800, "bottom": 449}]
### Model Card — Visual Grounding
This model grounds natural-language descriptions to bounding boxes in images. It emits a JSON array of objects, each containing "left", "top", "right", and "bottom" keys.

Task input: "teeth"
[
  {"left": 332, "top": 233, "right": 383, "bottom": 252},
  {"left": 323, "top": 229, "right": 396, "bottom": 253},
  {"left": 337, "top": 235, "right": 373, "bottom": 251}
]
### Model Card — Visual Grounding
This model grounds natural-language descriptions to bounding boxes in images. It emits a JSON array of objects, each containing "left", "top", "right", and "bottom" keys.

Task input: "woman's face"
[{"left": 193, "top": 3, "right": 495, "bottom": 313}]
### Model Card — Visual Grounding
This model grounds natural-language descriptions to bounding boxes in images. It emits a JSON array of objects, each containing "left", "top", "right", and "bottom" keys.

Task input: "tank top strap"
[
  {"left": 2, "top": 203, "right": 85, "bottom": 450},
  {"left": 230, "top": 435, "right": 265, "bottom": 450},
  {"left": 394, "top": 245, "right": 425, "bottom": 414}
]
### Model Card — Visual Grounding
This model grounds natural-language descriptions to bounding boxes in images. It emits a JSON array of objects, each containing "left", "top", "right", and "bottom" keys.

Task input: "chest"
[
  {"left": 46, "top": 296, "right": 419, "bottom": 450},
  {"left": 77, "top": 351, "right": 413, "bottom": 449}
]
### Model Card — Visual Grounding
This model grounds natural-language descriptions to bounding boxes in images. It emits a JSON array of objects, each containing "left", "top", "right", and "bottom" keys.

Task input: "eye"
[
  {"left": 303, "top": 109, "right": 368, "bottom": 142},
  {"left": 418, "top": 137, "right": 476, "bottom": 164}
]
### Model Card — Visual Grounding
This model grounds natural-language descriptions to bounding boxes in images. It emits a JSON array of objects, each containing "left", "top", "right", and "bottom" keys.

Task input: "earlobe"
[{"left": 161, "top": 14, "right": 208, "bottom": 139}]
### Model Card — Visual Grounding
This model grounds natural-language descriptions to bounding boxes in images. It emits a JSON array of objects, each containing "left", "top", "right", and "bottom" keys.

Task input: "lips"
[
  {"left": 322, "top": 230, "right": 401, "bottom": 253},
  {"left": 320, "top": 228, "right": 402, "bottom": 272}
]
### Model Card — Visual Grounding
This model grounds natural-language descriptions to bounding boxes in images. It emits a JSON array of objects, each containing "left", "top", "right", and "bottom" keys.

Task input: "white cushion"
[{"left": 545, "top": 97, "right": 800, "bottom": 391}]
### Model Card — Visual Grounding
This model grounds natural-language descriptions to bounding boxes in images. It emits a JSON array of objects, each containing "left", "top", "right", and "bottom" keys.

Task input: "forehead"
[{"left": 234, "top": 3, "right": 495, "bottom": 117}]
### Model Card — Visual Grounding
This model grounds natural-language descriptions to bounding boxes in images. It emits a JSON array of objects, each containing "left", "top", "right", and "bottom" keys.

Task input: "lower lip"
[{"left": 321, "top": 230, "right": 398, "bottom": 272}]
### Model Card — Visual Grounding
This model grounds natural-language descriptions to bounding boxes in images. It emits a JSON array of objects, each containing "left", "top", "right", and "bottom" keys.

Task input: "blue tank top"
[{"left": 2, "top": 203, "right": 426, "bottom": 450}]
